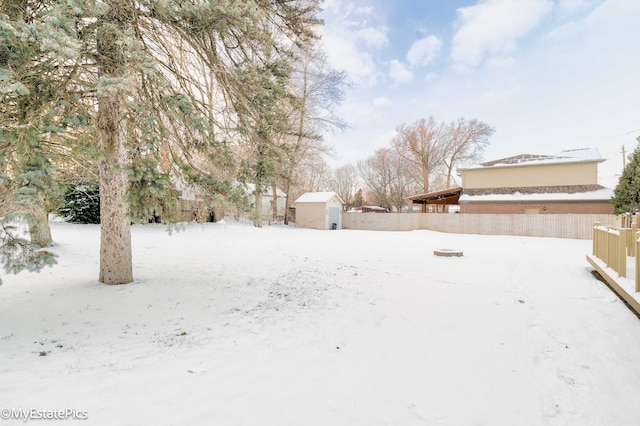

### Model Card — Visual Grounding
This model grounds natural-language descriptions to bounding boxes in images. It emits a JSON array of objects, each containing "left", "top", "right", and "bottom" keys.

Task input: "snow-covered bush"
[{"left": 59, "top": 181, "right": 100, "bottom": 224}]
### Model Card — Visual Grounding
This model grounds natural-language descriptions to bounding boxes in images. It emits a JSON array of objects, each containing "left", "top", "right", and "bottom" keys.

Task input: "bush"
[{"left": 59, "top": 181, "right": 100, "bottom": 224}]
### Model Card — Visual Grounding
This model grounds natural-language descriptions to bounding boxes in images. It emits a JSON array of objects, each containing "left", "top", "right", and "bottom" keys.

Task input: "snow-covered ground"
[{"left": 2, "top": 221, "right": 640, "bottom": 425}]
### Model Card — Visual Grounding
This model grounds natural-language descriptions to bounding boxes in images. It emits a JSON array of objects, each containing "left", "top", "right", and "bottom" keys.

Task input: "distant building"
[
  {"left": 243, "top": 183, "right": 287, "bottom": 222},
  {"left": 457, "top": 148, "right": 613, "bottom": 214},
  {"left": 294, "top": 192, "right": 344, "bottom": 230},
  {"left": 348, "top": 206, "right": 388, "bottom": 213},
  {"left": 163, "top": 180, "right": 286, "bottom": 223}
]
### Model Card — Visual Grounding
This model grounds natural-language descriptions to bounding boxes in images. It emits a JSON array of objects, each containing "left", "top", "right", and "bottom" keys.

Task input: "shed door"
[{"left": 328, "top": 207, "right": 340, "bottom": 230}]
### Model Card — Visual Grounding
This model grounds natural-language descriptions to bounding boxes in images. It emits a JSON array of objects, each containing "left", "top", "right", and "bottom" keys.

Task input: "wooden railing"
[{"left": 592, "top": 222, "right": 640, "bottom": 292}]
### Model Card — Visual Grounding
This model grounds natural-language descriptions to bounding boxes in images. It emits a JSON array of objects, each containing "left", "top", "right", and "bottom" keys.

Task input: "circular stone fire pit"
[{"left": 433, "top": 248, "right": 464, "bottom": 257}]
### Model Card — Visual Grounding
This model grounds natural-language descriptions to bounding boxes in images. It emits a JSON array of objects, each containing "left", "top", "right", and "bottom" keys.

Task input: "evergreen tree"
[
  {"left": 0, "top": 220, "right": 56, "bottom": 285},
  {"left": 612, "top": 146, "right": 640, "bottom": 214},
  {"left": 354, "top": 188, "right": 365, "bottom": 207},
  {"left": 237, "top": 62, "right": 290, "bottom": 228},
  {"left": 1, "top": 0, "right": 322, "bottom": 284},
  {"left": 60, "top": 181, "right": 100, "bottom": 224},
  {"left": 0, "top": 0, "right": 86, "bottom": 274}
]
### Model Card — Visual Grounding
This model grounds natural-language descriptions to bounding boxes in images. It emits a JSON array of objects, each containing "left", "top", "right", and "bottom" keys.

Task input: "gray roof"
[{"left": 462, "top": 148, "right": 604, "bottom": 171}]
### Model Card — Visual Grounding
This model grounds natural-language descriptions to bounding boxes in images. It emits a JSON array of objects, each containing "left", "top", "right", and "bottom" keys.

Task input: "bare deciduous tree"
[
  {"left": 393, "top": 116, "right": 446, "bottom": 194},
  {"left": 357, "top": 148, "right": 418, "bottom": 212},
  {"left": 392, "top": 116, "right": 494, "bottom": 194},
  {"left": 295, "top": 152, "right": 332, "bottom": 193},
  {"left": 330, "top": 164, "right": 359, "bottom": 208},
  {"left": 441, "top": 118, "right": 494, "bottom": 188}
]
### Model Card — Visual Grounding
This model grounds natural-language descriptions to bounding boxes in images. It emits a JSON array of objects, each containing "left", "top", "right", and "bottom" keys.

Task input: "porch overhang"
[{"left": 406, "top": 187, "right": 463, "bottom": 205}]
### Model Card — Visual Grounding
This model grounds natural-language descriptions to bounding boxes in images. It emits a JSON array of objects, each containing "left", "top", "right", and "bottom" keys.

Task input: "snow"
[
  {"left": 294, "top": 191, "right": 342, "bottom": 203},
  {"left": 242, "top": 183, "right": 286, "bottom": 197},
  {"left": 463, "top": 147, "right": 604, "bottom": 170},
  {"left": 588, "top": 255, "right": 640, "bottom": 308},
  {"left": 474, "top": 156, "right": 601, "bottom": 169},
  {"left": 459, "top": 188, "right": 614, "bottom": 202},
  {"left": 2, "top": 221, "right": 640, "bottom": 425},
  {"left": 557, "top": 148, "right": 602, "bottom": 160}
]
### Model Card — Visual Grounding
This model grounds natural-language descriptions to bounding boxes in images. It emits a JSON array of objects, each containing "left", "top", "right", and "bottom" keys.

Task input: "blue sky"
[{"left": 318, "top": 0, "right": 640, "bottom": 186}]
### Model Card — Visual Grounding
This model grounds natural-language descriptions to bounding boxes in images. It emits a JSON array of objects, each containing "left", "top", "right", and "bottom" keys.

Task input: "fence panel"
[{"left": 342, "top": 213, "right": 621, "bottom": 240}]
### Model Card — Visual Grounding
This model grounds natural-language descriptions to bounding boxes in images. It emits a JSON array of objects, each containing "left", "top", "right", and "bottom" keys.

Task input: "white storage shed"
[{"left": 294, "top": 192, "right": 344, "bottom": 230}]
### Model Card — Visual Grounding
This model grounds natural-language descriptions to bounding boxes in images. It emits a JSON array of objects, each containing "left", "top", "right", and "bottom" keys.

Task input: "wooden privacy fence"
[{"left": 343, "top": 213, "right": 620, "bottom": 240}]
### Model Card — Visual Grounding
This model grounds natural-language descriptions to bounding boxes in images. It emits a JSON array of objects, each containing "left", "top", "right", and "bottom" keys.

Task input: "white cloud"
[
  {"left": 373, "top": 97, "right": 391, "bottom": 108},
  {"left": 451, "top": 0, "right": 554, "bottom": 68},
  {"left": 547, "top": 0, "right": 640, "bottom": 42},
  {"left": 407, "top": 35, "right": 442, "bottom": 67},
  {"left": 320, "top": 32, "right": 378, "bottom": 81},
  {"left": 424, "top": 72, "right": 439, "bottom": 82},
  {"left": 335, "top": 98, "right": 375, "bottom": 124},
  {"left": 388, "top": 60, "right": 413, "bottom": 84},
  {"left": 373, "top": 129, "right": 399, "bottom": 150},
  {"left": 355, "top": 27, "right": 388, "bottom": 48},
  {"left": 556, "top": 0, "right": 599, "bottom": 15},
  {"left": 319, "top": 1, "right": 388, "bottom": 85}
]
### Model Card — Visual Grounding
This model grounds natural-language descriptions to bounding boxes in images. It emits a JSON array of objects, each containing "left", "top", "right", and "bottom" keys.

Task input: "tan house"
[
  {"left": 294, "top": 192, "right": 344, "bottom": 230},
  {"left": 457, "top": 148, "right": 614, "bottom": 214}
]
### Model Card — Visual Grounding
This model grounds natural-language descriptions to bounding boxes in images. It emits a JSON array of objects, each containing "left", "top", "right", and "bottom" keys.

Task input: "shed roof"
[{"left": 294, "top": 191, "right": 344, "bottom": 204}]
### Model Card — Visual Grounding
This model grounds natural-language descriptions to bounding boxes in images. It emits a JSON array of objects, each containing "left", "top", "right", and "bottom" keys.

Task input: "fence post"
[
  {"left": 637, "top": 231, "right": 640, "bottom": 293},
  {"left": 619, "top": 228, "right": 627, "bottom": 277},
  {"left": 598, "top": 225, "right": 606, "bottom": 262},
  {"left": 623, "top": 227, "right": 631, "bottom": 256},
  {"left": 593, "top": 222, "right": 600, "bottom": 257},
  {"left": 607, "top": 226, "right": 614, "bottom": 269}
]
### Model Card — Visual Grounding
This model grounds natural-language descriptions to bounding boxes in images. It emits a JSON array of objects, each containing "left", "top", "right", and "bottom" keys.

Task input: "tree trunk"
[
  {"left": 422, "top": 167, "right": 430, "bottom": 193},
  {"left": 96, "top": 0, "right": 133, "bottom": 284},
  {"left": 29, "top": 206, "right": 52, "bottom": 248},
  {"left": 253, "top": 185, "right": 263, "bottom": 228},
  {"left": 271, "top": 183, "right": 278, "bottom": 223},
  {"left": 283, "top": 180, "right": 292, "bottom": 225},
  {"left": 445, "top": 161, "right": 454, "bottom": 189},
  {"left": 98, "top": 148, "right": 133, "bottom": 284}
]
